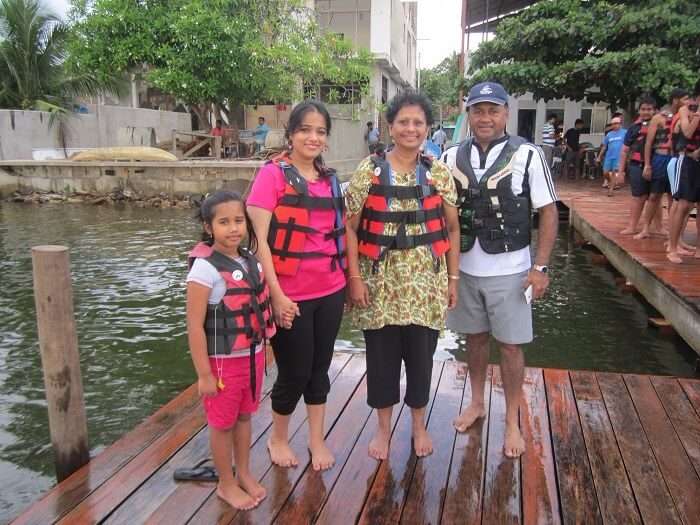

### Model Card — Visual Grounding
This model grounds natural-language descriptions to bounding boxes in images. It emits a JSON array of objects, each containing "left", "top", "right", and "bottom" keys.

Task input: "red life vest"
[
  {"left": 652, "top": 112, "right": 675, "bottom": 151},
  {"left": 188, "top": 242, "right": 275, "bottom": 399},
  {"left": 267, "top": 156, "right": 346, "bottom": 276},
  {"left": 357, "top": 154, "right": 449, "bottom": 272},
  {"left": 629, "top": 117, "right": 650, "bottom": 163}
]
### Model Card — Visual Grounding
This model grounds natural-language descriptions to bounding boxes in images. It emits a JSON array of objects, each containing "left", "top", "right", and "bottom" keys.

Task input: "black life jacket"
[
  {"left": 357, "top": 154, "right": 449, "bottom": 273},
  {"left": 629, "top": 117, "right": 650, "bottom": 164},
  {"left": 452, "top": 135, "right": 532, "bottom": 254}
]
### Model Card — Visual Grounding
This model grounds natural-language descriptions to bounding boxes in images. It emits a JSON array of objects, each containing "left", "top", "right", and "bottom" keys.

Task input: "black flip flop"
[{"left": 173, "top": 458, "right": 219, "bottom": 482}]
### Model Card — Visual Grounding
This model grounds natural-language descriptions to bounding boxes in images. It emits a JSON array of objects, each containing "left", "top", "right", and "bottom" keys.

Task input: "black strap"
[
  {"left": 279, "top": 193, "right": 344, "bottom": 210},
  {"left": 269, "top": 217, "right": 318, "bottom": 235},
  {"left": 357, "top": 228, "right": 447, "bottom": 250},
  {"left": 361, "top": 207, "right": 443, "bottom": 224},
  {"left": 368, "top": 184, "right": 437, "bottom": 200}
]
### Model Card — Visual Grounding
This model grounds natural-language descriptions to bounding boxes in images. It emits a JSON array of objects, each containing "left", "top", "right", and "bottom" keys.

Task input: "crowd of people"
[
  {"left": 184, "top": 82, "right": 558, "bottom": 510},
  {"left": 541, "top": 87, "right": 700, "bottom": 264}
]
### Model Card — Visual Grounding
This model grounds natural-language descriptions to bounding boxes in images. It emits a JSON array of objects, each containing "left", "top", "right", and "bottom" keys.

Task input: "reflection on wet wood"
[{"left": 12, "top": 357, "right": 700, "bottom": 525}]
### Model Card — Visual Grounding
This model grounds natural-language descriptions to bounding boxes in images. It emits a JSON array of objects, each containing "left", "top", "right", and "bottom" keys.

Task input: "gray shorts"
[{"left": 446, "top": 270, "right": 533, "bottom": 345}]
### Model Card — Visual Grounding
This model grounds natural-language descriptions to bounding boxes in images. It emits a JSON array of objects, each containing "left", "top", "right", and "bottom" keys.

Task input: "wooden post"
[
  {"left": 32, "top": 245, "right": 90, "bottom": 481},
  {"left": 213, "top": 136, "right": 222, "bottom": 159}
]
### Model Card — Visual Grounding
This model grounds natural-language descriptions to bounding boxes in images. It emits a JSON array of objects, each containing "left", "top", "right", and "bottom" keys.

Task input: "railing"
[{"left": 170, "top": 130, "right": 224, "bottom": 160}]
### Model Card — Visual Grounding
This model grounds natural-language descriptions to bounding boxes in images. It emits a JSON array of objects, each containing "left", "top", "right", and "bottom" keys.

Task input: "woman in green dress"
[{"left": 345, "top": 91, "right": 461, "bottom": 459}]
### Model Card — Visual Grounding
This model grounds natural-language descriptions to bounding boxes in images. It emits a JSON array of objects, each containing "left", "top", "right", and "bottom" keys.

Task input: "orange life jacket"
[
  {"left": 357, "top": 154, "right": 449, "bottom": 272},
  {"left": 267, "top": 156, "right": 346, "bottom": 276},
  {"left": 188, "top": 242, "right": 275, "bottom": 399}
]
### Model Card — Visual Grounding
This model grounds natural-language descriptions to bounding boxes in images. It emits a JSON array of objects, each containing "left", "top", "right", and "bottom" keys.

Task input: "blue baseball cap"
[{"left": 466, "top": 82, "right": 509, "bottom": 107}]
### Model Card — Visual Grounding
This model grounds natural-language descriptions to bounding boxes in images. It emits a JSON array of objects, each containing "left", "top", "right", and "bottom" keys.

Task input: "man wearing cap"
[
  {"left": 596, "top": 116, "right": 627, "bottom": 196},
  {"left": 441, "top": 82, "right": 558, "bottom": 458}
]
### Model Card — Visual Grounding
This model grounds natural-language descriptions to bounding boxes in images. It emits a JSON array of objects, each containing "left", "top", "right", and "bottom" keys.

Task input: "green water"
[{"left": 0, "top": 202, "right": 696, "bottom": 522}]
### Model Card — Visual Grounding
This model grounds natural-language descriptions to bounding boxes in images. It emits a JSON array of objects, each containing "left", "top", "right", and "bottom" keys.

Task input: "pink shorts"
[{"left": 203, "top": 351, "right": 265, "bottom": 430}]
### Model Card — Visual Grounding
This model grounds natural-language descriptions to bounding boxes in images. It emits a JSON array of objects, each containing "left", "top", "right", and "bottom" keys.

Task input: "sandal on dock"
[{"left": 173, "top": 458, "right": 219, "bottom": 482}]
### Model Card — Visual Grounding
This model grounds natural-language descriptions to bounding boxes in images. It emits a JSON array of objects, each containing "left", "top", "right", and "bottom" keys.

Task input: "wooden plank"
[
  {"left": 400, "top": 362, "right": 464, "bottom": 524},
  {"left": 481, "top": 366, "right": 520, "bottom": 525},
  {"left": 597, "top": 372, "right": 682, "bottom": 525},
  {"left": 56, "top": 407, "right": 207, "bottom": 524},
  {"left": 105, "top": 400, "right": 272, "bottom": 524},
  {"left": 651, "top": 376, "right": 700, "bottom": 478},
  {"left": 520, "top": 368, "right": 560, "bottom": 525},
  {"left": 358, "top": 362, "right": 445, "bottom": 525},
  {"left": 272, "top": 377, "right": 372, "bottom": 523},
  {"left": 192, "top": 354, "right": 366, "bottom": 525},
  {"left": 679, "top": 379, "right": 700, "bottom": 417},
  {"left": 544, "top": 368, "right": 602, "bottom": 525},
  {"left": 569, "top": 371, "right": 641, "bottom": 524},
  {"left": 12, "top": 384, "right": 201, "bottom": 525},
  {"left": 441, "top": 366, "right": 492, "bottom": 525},
  {"left": 144, "top": 353, "right": 351, "bottom": 525},
  {"left": 624, "top": 374, "right": 700, "bottom": 525},
  {"left": 315, "top": 368, "right": 408, "bottom": 524}
]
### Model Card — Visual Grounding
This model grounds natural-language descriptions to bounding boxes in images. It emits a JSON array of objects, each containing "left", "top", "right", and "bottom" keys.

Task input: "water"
[{"left": 0, "top": 202, "right": 696, "bottom": 522}]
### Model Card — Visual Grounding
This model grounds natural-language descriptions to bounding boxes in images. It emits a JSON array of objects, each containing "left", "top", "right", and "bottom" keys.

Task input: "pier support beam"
[{"left": 32, "top": 245, "right": 90, "bottom": 481}]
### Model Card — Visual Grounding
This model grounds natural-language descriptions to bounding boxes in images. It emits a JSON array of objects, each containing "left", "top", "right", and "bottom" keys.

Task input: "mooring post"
[{"left": 31, "top": 245, "right": 90, "bottom": 482}]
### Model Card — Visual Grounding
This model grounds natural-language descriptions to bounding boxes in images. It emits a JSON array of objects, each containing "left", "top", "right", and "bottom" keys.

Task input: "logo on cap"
[{"left": 480, "top": 85, "right": 493, "bottom": 95}]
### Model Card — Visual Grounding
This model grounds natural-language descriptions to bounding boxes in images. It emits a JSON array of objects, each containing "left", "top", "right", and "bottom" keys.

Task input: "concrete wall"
[
  {"left": 0, "top": 106, "right": 191, "bottom": 161},
  {"left": 316, "top": 0, "right": 371, "bottom": 49},
  {"left": 0, "top": 160, "right": 261, "bottom": 198}
]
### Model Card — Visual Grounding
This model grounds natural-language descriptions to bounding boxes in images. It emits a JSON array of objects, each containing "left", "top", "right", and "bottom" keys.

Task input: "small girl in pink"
[{"left": 186, "top": 191, "right": 275, "bottom": 510}]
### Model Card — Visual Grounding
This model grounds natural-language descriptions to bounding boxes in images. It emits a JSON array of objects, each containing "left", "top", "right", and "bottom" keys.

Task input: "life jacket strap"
[
  {"left": 361, "top": 207, "right": 443, "bottom": 224},
  {"left": 279, "top": 193, "right": 344, "bottom": 210},
  {"left": 358, "top": 228, "right": 447, "bottom": 250},
  {"left": 368, "top": 184, "right": 437, "bottom": 200}
]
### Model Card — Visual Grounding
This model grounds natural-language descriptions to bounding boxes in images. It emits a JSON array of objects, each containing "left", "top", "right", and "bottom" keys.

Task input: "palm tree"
[{"left": 0, "top": 0, "right": 115, "bottom": 113}]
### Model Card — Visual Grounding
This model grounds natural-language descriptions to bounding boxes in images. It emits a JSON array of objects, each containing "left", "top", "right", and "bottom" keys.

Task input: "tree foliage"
[
  {"left": 419, "top": 53, "right": 462, "bottom": 121},
  {"left": 469, "top": 0, "right": 700, "bottom": 111},
  {"left": 0, "top": 0, "right": 112, "bottom": 111},
  {"left": 67, "top": 0, "right": 372, "bottom": 124}
]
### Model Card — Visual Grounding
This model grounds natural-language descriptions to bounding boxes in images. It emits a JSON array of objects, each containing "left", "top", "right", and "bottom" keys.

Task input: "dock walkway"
[
  {"left": 12, "top": 354, "right": 700, "bottom": 524},
  {"left": 558, "top": 180, "right": 700, "bottom": 353}
]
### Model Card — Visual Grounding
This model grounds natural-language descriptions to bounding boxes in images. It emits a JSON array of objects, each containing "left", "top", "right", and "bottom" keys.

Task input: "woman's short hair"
[{"left": 385, "top": 91, "right": 434, "bottom": 126}]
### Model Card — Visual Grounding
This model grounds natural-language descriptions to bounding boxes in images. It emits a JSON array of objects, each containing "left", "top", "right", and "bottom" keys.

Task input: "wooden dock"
[
  {"left": 11, "top": 353, "right": 700, "bottom": 524},
  {"left": 558, "top": 179, "right": 700, "bottom": 354}
]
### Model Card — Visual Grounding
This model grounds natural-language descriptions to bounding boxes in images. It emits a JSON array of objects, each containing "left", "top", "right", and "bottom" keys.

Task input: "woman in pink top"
[{"left": 247, "top": 101, "right": 346, "bottom": 471}]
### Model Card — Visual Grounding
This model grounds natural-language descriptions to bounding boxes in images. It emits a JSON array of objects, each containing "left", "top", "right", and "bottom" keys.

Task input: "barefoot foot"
[
  {"left": 309, "top": 440, "right": 335, "bottom": 471},
  {"left": 236, "top": 472, "right": 266, "bottom": 504},
  {"left": 453, "top": 403, "right": 486, "bottom": 433},
  {"left": 503, "top": 424, "right": 526, "bottom": 458},
  {"left": 666, "top": 251, "right": 683, "bottom": 264},
  {"left": 412, "top": 426, "right": 433, "bottom": 457},
  {"left": 619, "top": 228, "right": 637, "bottom": 235},
  {"left": 267, "top": 438, "right": 299, "bottom": 468},
  {"left": 216, "top": 482, "right": 258, "bottom": 510},
  {"left": 678, "top": 246, "right": 695, "bottom": 256},
  {"left": 633, "top": 230, "right": 650, "bottom": 240},
  {"left": 368, "top": 428, "right": 390, "bottom": 460}
]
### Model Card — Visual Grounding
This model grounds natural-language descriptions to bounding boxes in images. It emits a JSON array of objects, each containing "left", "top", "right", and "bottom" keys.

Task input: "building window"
[
  {"left": 382, "top": 75, "right": 388, "bottom": 104},
  {"left": 580, "top": 108, "right": 592, "bottom": 134}
]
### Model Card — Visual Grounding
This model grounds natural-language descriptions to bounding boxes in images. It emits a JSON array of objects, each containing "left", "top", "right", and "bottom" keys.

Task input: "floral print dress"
[{"left": 345, "top": 156, "right": 458, "bottom": 331}]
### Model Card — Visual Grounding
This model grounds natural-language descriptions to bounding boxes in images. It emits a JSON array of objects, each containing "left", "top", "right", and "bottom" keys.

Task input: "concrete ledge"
[{"left": 570, "top": 207, "right": 700, "bottom": 354}]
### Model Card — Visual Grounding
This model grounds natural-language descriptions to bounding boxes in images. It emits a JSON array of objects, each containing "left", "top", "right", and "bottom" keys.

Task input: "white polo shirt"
[{"left": 441, "top": 135, "right": 558, "bottom": 277}]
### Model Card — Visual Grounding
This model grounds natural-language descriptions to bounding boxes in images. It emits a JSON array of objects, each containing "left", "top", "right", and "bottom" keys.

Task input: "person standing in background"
[{"left": 541, "top": 114, "right": 557, "bottom": 168}]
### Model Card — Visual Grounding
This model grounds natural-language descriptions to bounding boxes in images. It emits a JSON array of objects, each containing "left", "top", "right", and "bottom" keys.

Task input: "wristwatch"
[{"left": 533, "top": 264, "right": 549, "bottom": 274}]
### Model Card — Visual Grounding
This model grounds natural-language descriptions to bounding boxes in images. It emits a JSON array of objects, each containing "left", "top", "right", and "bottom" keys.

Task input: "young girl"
[{"left": 186, "top": 191, "right": 275, "bottom": 510}]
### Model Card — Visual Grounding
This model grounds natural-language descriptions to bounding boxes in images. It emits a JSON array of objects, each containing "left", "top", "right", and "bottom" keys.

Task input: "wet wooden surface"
[
  {"left": 557, "top": 179, "right": 700, "bottom": 307},
  {"left": 12, "top": 355, "right": 700, "bottom": 524}
]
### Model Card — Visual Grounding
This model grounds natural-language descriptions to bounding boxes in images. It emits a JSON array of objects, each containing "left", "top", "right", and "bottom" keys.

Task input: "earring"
[{"left": 287, "top": 140, "right": 293, "bottom": 151}]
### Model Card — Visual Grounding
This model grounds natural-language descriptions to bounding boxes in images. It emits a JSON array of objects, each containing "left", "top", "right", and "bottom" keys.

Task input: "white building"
[{"left": 315, "top": 0, "right": 418, "bottom": 123}]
